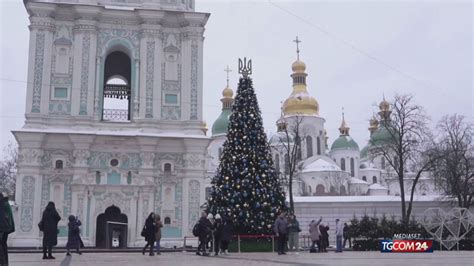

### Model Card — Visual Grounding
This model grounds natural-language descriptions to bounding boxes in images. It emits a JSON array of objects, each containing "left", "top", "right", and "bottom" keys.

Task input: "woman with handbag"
[
  {"left": 141, "top": 212, "right": 156, "bottom": 256},
  {"left": 39, "top": 201, "right": 61, "bottom": 259}
]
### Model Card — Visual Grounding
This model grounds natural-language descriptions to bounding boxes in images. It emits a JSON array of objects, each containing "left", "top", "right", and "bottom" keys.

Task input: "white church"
[{"left": 11, "top": 0, "right": 444, "bottom": 248}]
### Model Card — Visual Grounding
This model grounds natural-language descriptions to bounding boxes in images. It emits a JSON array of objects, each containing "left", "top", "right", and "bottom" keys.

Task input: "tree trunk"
[{"left": 289, "top": 173, "right": 294, "bottom": 213}]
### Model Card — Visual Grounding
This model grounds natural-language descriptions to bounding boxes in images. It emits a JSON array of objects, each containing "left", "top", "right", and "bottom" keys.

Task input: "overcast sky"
[{"left": 0, "top": 0, "right": 472, "bottom": 151}]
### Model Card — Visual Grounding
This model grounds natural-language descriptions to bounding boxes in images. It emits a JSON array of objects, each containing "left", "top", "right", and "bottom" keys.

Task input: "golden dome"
[
  {"left": 282, "top": 93, "right": 319, "bottom": 115},
  {"left": 291, "top": 60, "right": 306, "bottom": 73},
  {"left": 282, "top": 58, "right": 319, "bottom": 115},
  {"left": 379, "top": 98, "right": 390, "bottom": 111},
  {"left": 222, "top": 86, "right": 233, "bottom": 98},
  {"left": 369, "top": 116, "right": 379, "bottom": 127}
]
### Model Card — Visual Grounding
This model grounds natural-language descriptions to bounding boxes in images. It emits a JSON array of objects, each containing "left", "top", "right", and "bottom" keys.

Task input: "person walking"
[
  {"left": 154, "top": 215, "right": 163, "bottom": 255},
  {"left": 196, "top": 212, "right": 212, "bottom": 256},
  {"left": 0, "top": 193, "right": 13, "bottom": 266},
  {"left": 66, "top": 215, "right": 82, "bottom": 256},
  {"left": 220, "top": 215, "right": 233, "bottom": 255},
  {"left": 206, "top": 213, "right": 215, "bottom": 253},
  {"left": 274, "top": 211, "right": 288, "bottom": 255},
  {"left": 319, "top": 223, "right": 329, "bottom": 252},
  {"left": 142, "top": 213, "right": 156, "bottom": 256},
  {"left": 39, "top": 201, "right": 61, "bottom": 260},
  {"left": 213, "top": 214, "right": 223, "bottom": 256},
  {"left": 287, "top": 214, "right": 301, "bottom": 254},
  {"left": 335, "top": 219, "right": 344, "bottom": 253},
  {"left": 343, "top": 223, "right": 351, "bottom": 249},
  {"left": 309, "top": 218, "right": 322, "bottom": 253}
]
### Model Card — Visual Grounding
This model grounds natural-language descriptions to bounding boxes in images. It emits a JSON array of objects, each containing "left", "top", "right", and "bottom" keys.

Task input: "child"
[{"left": 66, "top": 215, "right": 82, "bottom": 256}]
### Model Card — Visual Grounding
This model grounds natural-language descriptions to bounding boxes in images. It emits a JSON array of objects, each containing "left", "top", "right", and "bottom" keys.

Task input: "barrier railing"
[{"left": 182, "top": 234, "right": 314, "bottom": 253}]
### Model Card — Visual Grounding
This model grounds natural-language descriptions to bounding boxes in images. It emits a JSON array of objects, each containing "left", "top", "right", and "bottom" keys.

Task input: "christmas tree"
[{"left": 208, "top": 58, "right": 287, "bottom": 234}]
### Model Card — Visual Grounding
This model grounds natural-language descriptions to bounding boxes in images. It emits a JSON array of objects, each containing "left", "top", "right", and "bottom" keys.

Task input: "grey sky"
[{"left": 1, "top": 0, "right": 472, "bottom": 151}]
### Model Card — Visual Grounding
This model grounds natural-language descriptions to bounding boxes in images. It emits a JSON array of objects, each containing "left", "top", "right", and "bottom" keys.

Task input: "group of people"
[
  {"left": 274, "top": 212, "right": 302, "bottom": 255},
  {"left": 194, "top": 211, "right": 233, "bottom": 256},
  {"left": 0, "top": 193, "right": 15, "bottom": 266},
  {"left": 38, "top": 201, "right": 84, "bottom": 259},
  {"left": 141, "top": 212, "right": 164, "bottom": 256},
  {"left": 274, "top": 211, "right": 348, "bottom": 255}
]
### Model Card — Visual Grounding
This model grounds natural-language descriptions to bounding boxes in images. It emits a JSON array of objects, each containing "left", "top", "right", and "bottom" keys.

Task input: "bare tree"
[
  {"left": 432, "top": 114, "right": 473, "bottom": 208},
  {"left": 369, "top": 94, "right": 435, "bottom": 225},
  {"left": 271, "top": 115, "right": 305, "bottom": 213},
  {"left": 0, "top": 142, "right": 18, "bottom": 198}
]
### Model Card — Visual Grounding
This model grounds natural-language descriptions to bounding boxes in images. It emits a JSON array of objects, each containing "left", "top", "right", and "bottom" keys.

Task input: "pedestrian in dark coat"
[
  {"left": 220, "top": 215, "right": 233, "bottom": 255},
  {"left": 213, "top": 214, "right": 223, "bottom": 256},
  {"left": 0, "top": 193, "right": 13, "bottom": 266},
  {"left": 142, "top": 212, "right": 156, "bottom": 256},
  {"left": 39, "top": 201, "right": 61, "bottom": 260},
  {"left": 196, "top": 211, "right": 212, "bottom": 256},
  {"left": 66, "top": 215, "right": 82, "bottom": 256},
  {"left": 319, "top": 224, "right": 329, "bottom": 252},
  {"left": 274, "top": 212, "right": 288, "bottom": 255}
]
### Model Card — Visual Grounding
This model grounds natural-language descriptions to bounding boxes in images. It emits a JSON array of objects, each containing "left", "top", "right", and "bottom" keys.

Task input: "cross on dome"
[
  {"left": 293, "top": 36, "right": 301, "bottom": 60},
  {"left": 224, "top": 65, "right": 232, "bottom": 87}
]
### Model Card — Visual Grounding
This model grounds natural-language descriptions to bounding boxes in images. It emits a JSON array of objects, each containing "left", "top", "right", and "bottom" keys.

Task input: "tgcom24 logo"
[{"left": 380, "top": 239, "right": 434, "bottom": 253}]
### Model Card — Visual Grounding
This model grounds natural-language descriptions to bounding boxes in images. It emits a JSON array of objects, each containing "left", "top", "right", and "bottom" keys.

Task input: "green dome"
[
  {"left": 370, "top": 121, "right": 396, "bottom": 145},
  {"left": 212, "top": 109, "right": 231, "bottom": 135},
  {"left": 331, "top": 135, "right": 359, "bottom": 151},
  {"left": 360, "top": 145, "right": 369, "bottom": 158}
]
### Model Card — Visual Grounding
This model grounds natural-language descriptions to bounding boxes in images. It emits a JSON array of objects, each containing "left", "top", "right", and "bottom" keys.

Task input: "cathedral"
[
  {"left": 11, "top": 0, "right": 440, "bottom": 248},
  {"left": 208, "top": 50, "right": 437, "bottom": 201}
]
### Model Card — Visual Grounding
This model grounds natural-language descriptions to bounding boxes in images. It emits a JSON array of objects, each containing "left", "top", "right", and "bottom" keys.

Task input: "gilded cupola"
[{"left": 282, "top": 37, "right": 319, "bottom": 116}]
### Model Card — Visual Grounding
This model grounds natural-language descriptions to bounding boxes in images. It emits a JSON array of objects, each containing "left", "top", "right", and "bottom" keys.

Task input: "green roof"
[
  {"left": 331, "top": 135, "right": 359, "bottom": 151},
  {"left": 212, "top": 109, "right": 232, "bottom": 135},
  {"left": 370, "top": 121, "right": 397, "bottom": 145}
]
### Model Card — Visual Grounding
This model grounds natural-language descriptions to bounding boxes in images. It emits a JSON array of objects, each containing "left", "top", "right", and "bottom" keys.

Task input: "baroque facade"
[{"left": 12, "top": 0, "right": 209, "bottom": 247}]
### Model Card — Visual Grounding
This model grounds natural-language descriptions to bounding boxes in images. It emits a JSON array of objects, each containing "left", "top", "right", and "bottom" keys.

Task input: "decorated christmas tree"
[{"left": 208, "top": 58, "right": 287, "bottom": 234}]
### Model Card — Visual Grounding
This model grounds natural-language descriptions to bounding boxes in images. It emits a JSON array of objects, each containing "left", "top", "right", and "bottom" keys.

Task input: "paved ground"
[{"left": 8, "top": 251, "right": 474, "bottom": 266}]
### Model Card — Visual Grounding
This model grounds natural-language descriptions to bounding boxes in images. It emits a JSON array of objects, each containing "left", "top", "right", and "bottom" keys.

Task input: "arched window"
[
  {"left": 350, "top": 158, "right": 355, "bottom": 177},
  {"left": 316, "top": 137, "right": 321, "bottom": 155},
  {"left": 373, "top": 176, "right": 377, "bottom": 183},
  {"left": 164, "top": 217, "right": 171, "bottom": 224},
  {"left": 95, "top": 171, "right": 101, "bottom": 184},
  {"left": 340, "top": 185, "right": 346, "bottom": 195},
  {"left": 295, "top": 136, "right": 302, "bottom": 160},
  {"left": 102, "top": 51, "right": 132, "bottom": 121},
  {"left": 330, "top": 186, "right": 336, "bottom": 195},
  {"left": 315, "top": 184, "right": 325, "bottom": 196},
  {"left": 284, "top": 154, "right": 290, "bottom": 175},
  {"left": 340, "top": 158, "right": 346, "bottom": 171},
  {"left": 308, "top": 185, "right": 312, "bottom": 194},
  {"left": 362, "top": 176, "right": 367, "bottom": 182},
  {"left": 127, "top": 171, "right": 132, "bottom": 185},
  {"left": 306, "top": 136, "right": 313, "bottom": 157},
  {"left": 55, "top": 160, "right": 63, "bottom": 169},
  {"left": 275, "top": 154, "right": 280, "bottom": 173},
  {"left": 381, "top": 157, "right": 386, "bottom": 169},
  {"left": 164, "top": 163, "right": 172, "bottom": 173}
]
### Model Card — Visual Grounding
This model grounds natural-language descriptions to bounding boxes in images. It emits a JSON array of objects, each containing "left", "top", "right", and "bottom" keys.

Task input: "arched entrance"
[{"left": 96, "top": 205, "right": 128, "bottom": 248}]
